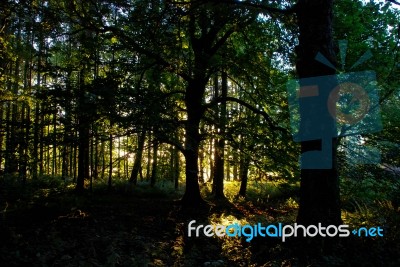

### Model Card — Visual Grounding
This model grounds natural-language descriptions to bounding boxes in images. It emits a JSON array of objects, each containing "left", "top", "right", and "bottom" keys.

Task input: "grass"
[{"left": 1, "top": 173, "right": 400, "bottom": 266}]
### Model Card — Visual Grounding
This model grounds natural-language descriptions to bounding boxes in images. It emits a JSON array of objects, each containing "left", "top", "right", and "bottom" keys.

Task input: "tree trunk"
[
  {"left": 213, "top": 72, "right": 227, "bottom": 199},
  {"left": 150, "top": 139, "right": 158, "bottom": 187},
  {"left": 5, "top": 25, "right": 21, "bottom": 175},
  {"left": 52, "top": 109, "right": 57, "bottom": 176},
  {"left": 18, "top": 103, "right": 27, "bottom": 183},
  {"left": 101, "top": 138, "right": 106, "bottom": 180},
  {"left": 76, "top": 70, "right": 90, "bottom": 192},
  {"left": 76, "top": 117, "right": 89, "bottom": 192},
  {"left": 0, "top": 104, "right": 3, "bottom": 171},
  {"left": 181, "top": 80, "right": 207, "bottom": 208},
  {"left": 198, "top": 132, "right": 205, "bottom": 184},
  {"left": 108, "top": 126, "right": 113, "bottom": 191},
  {"left": 238, "top": 153, "right": 250, "bottom": 197},
  {"left": 295, "top": 0, "right": 341, "bottom": 226},
  {"left": 208, "top": 137, "right": 214, "bottom": 183},
  {"left": 233, "top": 151, "right": 239, "bottom": 181},
  {"left": 146, "top": 133, "right": 152, "bottom": 181},
  {"left": 173, "top": 146, "right": 180, "bottom": 190},
  {"left": 32, "top": 37, "right": 42, "bottom": 180},
  {"left": 129, "top": 130, "right": 146, "bottom": 185},
  {"left": 93, "top": 126, "right": 99, "bottom": 180}
]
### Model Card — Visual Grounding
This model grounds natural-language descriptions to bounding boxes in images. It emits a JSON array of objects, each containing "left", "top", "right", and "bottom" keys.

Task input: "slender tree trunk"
[
  {"left": 129, "top": 130, "right": 146, "bottom": 185},
  {"left": 5, "top": 25, "right": 21, "bottom": 175},
  {"left": 39, "top": 103, "right": 44, "bottom": 176},
  {"left": 0, "top": 104, "right": 4, "bottom": 170},
  {"left": 62, "top": 59, "right": 73, "bottom": 181},
  {"left": 32, "top": 20, "right": 44, "bottom": 180},
  {"left": 19, "top": 37, "right": 32, "bottom": 182},
  {"left": 213, "top": 72, "right": 227, "bottom": 199},
  {"left": 76, "top": 70, "right": 90, "bottom": 192},
  {"left": 77, "top": 118, "right": 89, "bottom": 191},
  {"left": 22, "top": 105, "right": 30, "bottom": 181},
  {"left": 226, "top": 154, "right": 230, "bottom": 182},
  {"left": 46, "top": 123, "right": 50, "bottom": 174},
  {"left": 52, "top": 109, "right": 57, "bottom": 176},
  {"left": 208, "top": 136, "right": 214, "bottom": 183},
  {"left": 146, "top": 135, "right": 151, "bottom": 181},
  {"left": 4, "top": 101, "right": 11, "bottom": 174},
  {"left": 233, "top": 151, "right": 239, "bottom": 181},
  {"left": 18, "top": 103, "right": 26, "bottom": 183},
  {"left": 150, "top": 139, "right": 158, "bottom": 187},
  {"left": 173, "top": 142, "right": 180, "bottom": 190},
  {"left": 238, "top": 153, "right": 250, "bottom": 197},
  {"left": 117, "top": 136, "right": 121, "bottom": 178},
  {"left": 101, "top": 138, "right": 106, "bottom": 180},
  {"left": 295, "top": 0, "right": 341, "bottom": 226},
  {"left": 93, "top": 126, "right": 99, "bottom": 180},
  {"left": 90, "top": 126, "right": 94, "bottom": 191},
  {"left": 199, "top": 141, "right": 205, "bottom": 184},
  {"left": 72, "top": 128, "right": 78, "bottom": 182},
  {"left": 108, "top": 125, "right": 113, "bottom": 191},
  {"left": 33, "top": 100, "right": 40, "bottom": 179}
]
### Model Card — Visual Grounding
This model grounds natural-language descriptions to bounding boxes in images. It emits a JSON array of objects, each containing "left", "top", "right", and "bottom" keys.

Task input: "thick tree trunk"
[
  {"left": 181, "top": 80, "right": 207, "bottom": 208},
  {"left": 295, "top": 0, "right": 341, "bottom": 226}
]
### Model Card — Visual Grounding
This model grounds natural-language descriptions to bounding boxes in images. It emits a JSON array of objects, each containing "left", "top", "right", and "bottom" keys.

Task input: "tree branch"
[
  {"left": 387, "top": 0, "right": 400, "bottom": 6},
  {"left": 205, "top": 96, "right": 290, "bottom": 135},
  {"left": 216, "top": 0, "right": 297, "bottom": 15},
  {"left": 168, "top": 0, "right": 297, "bottom": 14}
]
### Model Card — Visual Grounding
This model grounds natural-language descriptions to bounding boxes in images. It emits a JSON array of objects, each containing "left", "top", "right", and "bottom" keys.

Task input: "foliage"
[{"left": 0, "top": 0, "right": 400, "bottom": 265}]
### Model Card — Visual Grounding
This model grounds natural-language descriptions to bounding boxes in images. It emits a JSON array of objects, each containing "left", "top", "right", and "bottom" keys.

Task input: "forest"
[{"left": 1, "top": 0, "right": 400, "bottom": 266}]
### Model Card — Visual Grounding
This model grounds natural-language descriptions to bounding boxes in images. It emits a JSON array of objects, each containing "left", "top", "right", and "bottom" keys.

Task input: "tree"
[
  {"left": 295, "top": 0, "right": 341, "bottom": 226},
  {"left": 212, "top": 71, "right": 228, "bottom": 199}
]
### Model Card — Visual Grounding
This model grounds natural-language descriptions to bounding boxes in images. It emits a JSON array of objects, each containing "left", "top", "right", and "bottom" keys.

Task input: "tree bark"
[
  {"left": 76, "top": 70, "right": 90, "bottom": 192},
  {"left": 238, "top": 153, "right": 251, "bottom": 197},
  {"left": 129, "top": 130, "right": 146, "bottom": 185},
  {"left": 213, "top": 71, "right": 228, "bottom": 199},
  {"left": 150, "top": 139, "right": 158, "bottom": 187},
  {"left": 295, "top": 0, "right": 341, "bottom": 226},
  {"left": 173, "top": 146, "right": 180, "bottom": 190},
  {"left": 0, "top": 104, "right": 3, "bottom": 171},
  {"left": 108, "top": 126, "right": 113, "bottom": 191},
  {"left": 181, "top": 80, "right": 207, "bottom": 208}
]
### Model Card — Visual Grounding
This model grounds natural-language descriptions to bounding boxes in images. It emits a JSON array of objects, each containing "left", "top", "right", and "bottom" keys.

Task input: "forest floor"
[{"left": 1, "top": 181, "right": 400, "bottom": 267}]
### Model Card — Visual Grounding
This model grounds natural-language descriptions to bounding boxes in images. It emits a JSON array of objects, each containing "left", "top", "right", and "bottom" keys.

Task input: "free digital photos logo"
[{"left": 286, "top": 40, "right": 382, "bottom": 169}]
